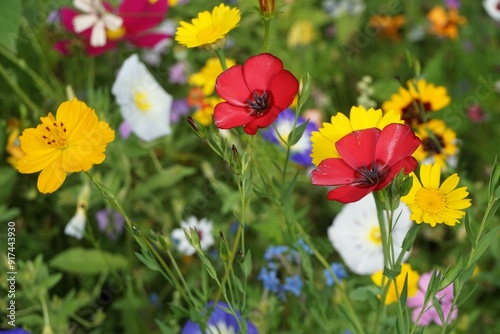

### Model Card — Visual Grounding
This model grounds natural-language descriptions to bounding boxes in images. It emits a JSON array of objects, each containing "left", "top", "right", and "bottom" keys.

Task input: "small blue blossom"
[
  {"left": 323, "top": 263, "right": 348, "bottom": 287},
  {"left": 264, "top": 245, "right": 289, "bottom": 261},
  {"left": 258, "top": 267, "right": 280, "bottom": 293},
  {"left": 296, "top": 238, "right": 313, "bottom": 255},
  {"left": 283, "top": 274, "right": 304, "bottom": 297}
]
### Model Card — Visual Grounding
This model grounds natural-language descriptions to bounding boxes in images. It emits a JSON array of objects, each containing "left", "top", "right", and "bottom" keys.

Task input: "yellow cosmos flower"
[
  {"left": 175, "top": 3, "right": 241, "bottom": 49},
  {"left": 413, "top": 120, "right": 457, "bottom": 168},
  {"left": 16, "top": 99, "right": 115, "bottom": 194},
  {"left": 189, "top": 57, "right": 236, "bottom": 96},
  {"left": 382, "top": 79, "right": 450, "bottom": 127},
  {"left": 6, "top": 128, "right": 26, "bottom": 168},
  {"left": 401, "top": 163, "right": 471, "bottom": 227},
  {"left": 427, "top": 6, "right": 467, "bottom": 40},
  {"left": 310, "top": 106, "right": 403, "bottom": 166},
  {"left": 371, "top": 263, "right": 420, "bottom": 305}
]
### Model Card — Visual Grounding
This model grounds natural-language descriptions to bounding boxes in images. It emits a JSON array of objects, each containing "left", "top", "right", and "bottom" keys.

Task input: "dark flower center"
[
  {"left": 356, "top": 161, "right": 390, "bottom": 187},
  {"left": 246, "top": 90, "right": 273, "bottom": 117},
  {"left": 422, "top": 135, "right": 445, "bottom": 154},
  {"left": 401, "top": 99, "right": 432, "bottom": 125},
  {"left": 197, "top": 229, "right": 203, "bottom": 241}
]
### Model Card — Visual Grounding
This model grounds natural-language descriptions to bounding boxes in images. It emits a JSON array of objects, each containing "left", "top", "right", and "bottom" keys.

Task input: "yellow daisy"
[
  {"left": 371, "top": 263, "right": 420, "bottom": 305},
  {"left": 382, "top": 79, "right": 450, "bottom": 127},
  {"left": 16, "top": 98, "right": 115, "bottom": 194},
  {"left": 189, "top": 57, "right": 236, "bottom": 96},
  {"left": 175, "top": 3, "right": 241, "bottom": 49},
  {"left": 310, "top": 106, "right": 403, "bottom": 166},
  {"left": 413, "top": 120, "right": 458, "bottom": 168},
  {"left": 401, "top": 163, "right": 471, "bottom": 227}
]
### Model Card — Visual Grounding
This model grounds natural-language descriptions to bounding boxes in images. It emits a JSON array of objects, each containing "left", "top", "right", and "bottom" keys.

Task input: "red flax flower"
[
  {"left": 214, "top": 53, "right": 299, "bottom": 135},
  {"left": 311, "top": 124, "right": 421, "bottom": 204}
]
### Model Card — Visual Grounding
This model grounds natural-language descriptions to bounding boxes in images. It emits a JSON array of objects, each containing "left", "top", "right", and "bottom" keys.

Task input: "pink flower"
[
  {"left": 407, "top": 272, "right": 458, "bottom": 326},
  {"left": 56, "top": 0, "right": 169, "bottom": 56}
]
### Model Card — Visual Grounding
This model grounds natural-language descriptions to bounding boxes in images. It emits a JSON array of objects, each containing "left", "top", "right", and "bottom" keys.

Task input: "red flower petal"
[
  {"left": 268, "top": 70, "right": 299, "bottom": 109},
  {"left": 119, "top": 0, "right": 168, "bottom": 33},
  {"left": 374, "top": 156, "right": 418, "bottom": 191},
  {"left": 215, "top": 65, "right": 249, "bottom": 107},
  {"left": 60, "top": 8, "right": 81, "bottom": 34},
  {"left": 375, "top": 124, "right": 421, "bottom": 167},
  {"left": 127, "top": 33, "right": 169, "bottom": 47},
  {"left": 242, "top": 106, "right": 282, "bottom": 135},
  {"left": 327, "top": 185, "right": 375, "bottom": 204},
  {"left": 336, "top": 128, "right": 380, "bottom": 170},
  {"left": 310, "top": 158, "right": 359, "bottom": 186},
  {"left": 243, "top": 53, "right": 284, "bottom": 91},
  {"left": 214, "top": 103, "right": 254, "bottom": 129}
]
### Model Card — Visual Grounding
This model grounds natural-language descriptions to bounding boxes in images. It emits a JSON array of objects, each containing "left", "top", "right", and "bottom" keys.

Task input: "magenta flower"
[
  {"left": 56, "top": 0, "right": 169, "bottom": 56},
  {"left": 407, "top": 272, "right": 458, "bottom": 326}
]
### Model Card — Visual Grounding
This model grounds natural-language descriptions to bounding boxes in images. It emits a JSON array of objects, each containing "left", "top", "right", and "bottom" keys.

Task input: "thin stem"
[
  {"left": 215, "top": 49, "right": 228, "bottom": 70},
  {"left": 39, "top": 292, "right": 51, "bottom": 330},
  {"left": 262, "top": 19, "right": 271, "bottom": 53}
]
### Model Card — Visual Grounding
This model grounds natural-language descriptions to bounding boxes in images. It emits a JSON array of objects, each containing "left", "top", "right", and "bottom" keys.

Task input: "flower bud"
[
  {"left": 259, "top": 0, "right": 276, "bottom": 18},
  {"left": 187, "top": 116, "right": 207, "bottom": 139}
]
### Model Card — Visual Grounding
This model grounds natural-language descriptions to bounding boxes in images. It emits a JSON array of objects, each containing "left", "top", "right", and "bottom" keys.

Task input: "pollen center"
[
  {"left": 134, "top": 90, "right": 151, "bottom": 112},
  {"left": 106, "top": 26, "right": 125, "bottom": 41},
  {"left": 415, "top": 187, "right": 446, "bottom": 213},
  {"left": 246, "top": 90, "right": 273, "bottom": 117},
  {"left": 368, "top": 226, "right": 382, "bottom": 245},
  {"left": 42, "top": 121, "right": 68, "bottom": 149}
]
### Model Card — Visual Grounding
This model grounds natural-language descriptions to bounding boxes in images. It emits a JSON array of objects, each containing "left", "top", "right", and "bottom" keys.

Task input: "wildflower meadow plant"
[{"left": 3, "top": 1, "right": 500, "bottom": 333}]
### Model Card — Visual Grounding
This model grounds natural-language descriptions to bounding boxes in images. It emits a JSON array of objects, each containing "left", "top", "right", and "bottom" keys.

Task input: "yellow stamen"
[
  {"left": 106, "top": 26, "right": 125, "bottom": 41},
  {"left": 415, "top": 188, "right": 446, "bottom": 213},
  {"left": 369, "top": 227, "right": 382, "bottom": 245},
  {"left": 134, "top": 90, "right": 151, "bottom": 112}
]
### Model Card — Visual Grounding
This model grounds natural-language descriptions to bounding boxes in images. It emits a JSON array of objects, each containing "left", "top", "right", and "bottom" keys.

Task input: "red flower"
[
  {"left": 214, "top": 53, "right": 299, "bottom": 135},
  {"left": 310, "top": 124, "right": 421, "bottom": 204},
  {"left": 56, "top": 0, "right": 169, "bottom": 56}
]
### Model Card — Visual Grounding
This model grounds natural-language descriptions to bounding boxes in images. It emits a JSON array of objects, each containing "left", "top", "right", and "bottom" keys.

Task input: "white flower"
[
  {"left": 72, "top": 0, "right": 123, "bottom": 47},
  {"left": 171, "top": 216, "right": 215, "bottom": 256},
  {"left": 112, "top": 54, "right": 173, "bottom": 142},
  {"left": 483, "top": 0, "right": 500, "bottom": 21},
  {"left": 328, "top": 193, "right": 412, "bottom": 275},
  {"left": 64, "top": 206, "right": 87, "bottom": 240},
  {"left": 207, "top": 322, "right": 236, "bottom": 334}
]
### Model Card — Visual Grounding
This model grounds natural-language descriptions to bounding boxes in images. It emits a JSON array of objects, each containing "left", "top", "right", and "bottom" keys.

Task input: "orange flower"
[
  {"left": 427, "top": 6, "right": 467, "bottom": 40},
  {"left": 369, "top": 15, "right": 406, "bottom": 40}
]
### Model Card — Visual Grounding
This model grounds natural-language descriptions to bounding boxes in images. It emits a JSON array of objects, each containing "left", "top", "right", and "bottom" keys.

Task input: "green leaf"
[
  {"left": 349, "top": 286, "right": 379, "bottom": 301},
  {"left": 133, "top": 166, "right": 197, "bottom": 198},
  {"left": 439, "top": 255, "right": 464, "bottom": 290},
  {"left": 288, "top": 120, "right": 310, "bottom": 147},
  {"left": 469, "top": 226, "right": 500, "bottom": 264},
  {"left": 0, "top": 0, "right": 22, "bottom": 53},
  {"left": 464, "top": 212, "right": 476, "bottom": 248},
  {"left": 50, "top": 248, "right": 129, "bottom": 274},
  {"left": 0, "top": 167, "right": 19, "bottom": 203},
  {"left": 401, "top": 225, "right": 421, "bottom": 254}
]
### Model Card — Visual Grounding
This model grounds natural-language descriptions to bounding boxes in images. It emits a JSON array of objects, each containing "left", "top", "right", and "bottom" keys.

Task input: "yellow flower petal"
[
  {"left": 37, "top": 161, "right": 66, "bottom": 194},
  {"left": 440, "top": 173, "right": 460, "bottom": 194}
]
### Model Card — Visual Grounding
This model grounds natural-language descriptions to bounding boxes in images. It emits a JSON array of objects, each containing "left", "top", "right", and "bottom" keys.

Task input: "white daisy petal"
[
  {"left": 73, "top": 13, "right": 97, "bottom": 32},
  {"left": 483, "top": 0, "right": 500, "bottom": 21},
  {"left": 64, "top": 207, "right": 86, "bottom": 240},
  {"left": 73, "top": 0, "right": 95, "bottom": 13},
  {"left": 170, "top": 216, "right": 215, "bottom": 256}
]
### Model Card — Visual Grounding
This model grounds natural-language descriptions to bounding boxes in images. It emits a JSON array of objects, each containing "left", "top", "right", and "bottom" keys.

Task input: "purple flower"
[
  {"left": 170, "top": 98, "right": 191, "bottom": 123},
  {"left": 169, "top": 61, "right": 188, "bottom": 84},
  {"left": 407, "top": 272, "right": 458, "bottom": 326},
  {"left": 181, "top": 301, "right": 258, "bottom": 334},
  {"left": 0, "top": 329, "right": 31, "bottom": 334},
  {"left": 119, "top": 120, "right": 133, "bottom": 139},
  {"left": 445, "top": 0, "right": 460, "bottom": 10},
  {"left": 95, "top": 209, "right": 125, "bottom": 241},
  {"left": 261, "top": 108, "right": 318, "bottom": 166}
]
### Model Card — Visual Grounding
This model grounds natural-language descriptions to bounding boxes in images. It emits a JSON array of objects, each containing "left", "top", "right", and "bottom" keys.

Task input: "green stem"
[
  {"left": 39, "top": 292, "right": 51, "bottom": 330},
  {"left": 262, "top": 19, "right": 271, "bottom": 53},
  {"left": 215, "top": 49, "right": 228, "bottom": 70},
  {"left": 0, "top": 63, "right": 44, "bottom": 117}
]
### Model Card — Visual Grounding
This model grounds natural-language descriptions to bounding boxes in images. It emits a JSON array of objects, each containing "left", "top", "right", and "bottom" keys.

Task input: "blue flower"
[
  {"left": 258, "top": 267, "right": 280, "bottom": 293},
  {"left": 261, "top": 109, "right": 318, "bottom": 166},
  {"left": 282, "top": 274, "right": 303, "bottom": 297},
  {"left": 181, "top": 301, "right": 258, "bottom": 334},
  {"left": 296, "top": 238, "right": 313, "bottom": 255},
  {"left": 0, "top": 329, "right": 31, "bottom": 334},
  {"left": 323, "top": 263, "right": 348, "bottom": 287},
  {"left": 264, "top": 245, "right": 289, "bottom": 262}
]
